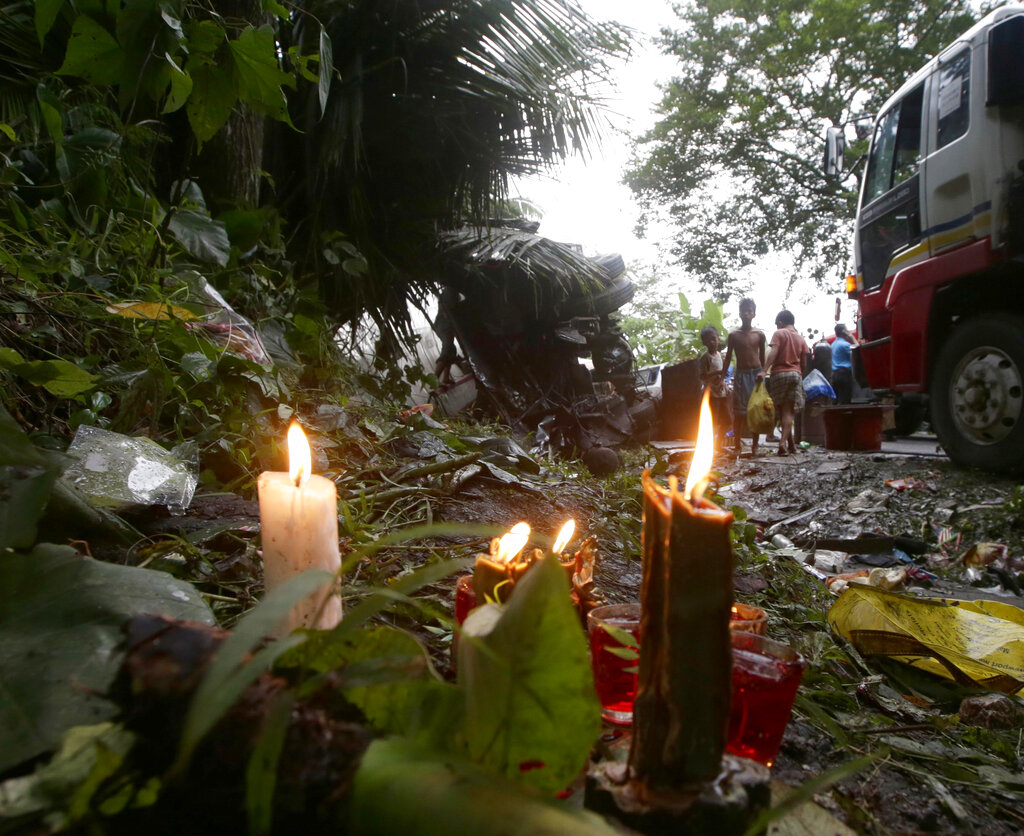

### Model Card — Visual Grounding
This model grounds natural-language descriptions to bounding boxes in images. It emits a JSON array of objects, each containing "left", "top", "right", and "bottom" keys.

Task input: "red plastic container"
[{"left": 822, "top": 404, "right": 889, "bottom": 451}]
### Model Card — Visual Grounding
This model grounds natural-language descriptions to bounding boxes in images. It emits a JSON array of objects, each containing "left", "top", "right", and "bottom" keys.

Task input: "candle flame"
[
  {"left": 495, "top": 522, "right": 530, "bottom": 565},
  {"left": 552, "top": 519, "right": 575, "bottom": 555},
  {"left": 287, "top": 422, "right": 312, "bottom": 487},
  {"left": 683, "top": 389, "right": 714, "bottom": 501}
]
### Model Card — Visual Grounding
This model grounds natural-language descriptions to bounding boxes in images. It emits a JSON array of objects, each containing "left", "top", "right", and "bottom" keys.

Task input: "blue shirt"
[{"left": 832, "top": 337, "right": 852, "bottom": 370}]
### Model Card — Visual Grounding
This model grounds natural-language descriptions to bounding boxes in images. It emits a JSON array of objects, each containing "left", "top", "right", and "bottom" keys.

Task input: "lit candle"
[
  {"left": 472, "top": 522, "right": 531, "bottom": 605},
  {"left": 258, "top": 422, "right": 342, "bottom": 634},
  {"left": 630, "top": 389, "right": 735, "bottom": 785}
]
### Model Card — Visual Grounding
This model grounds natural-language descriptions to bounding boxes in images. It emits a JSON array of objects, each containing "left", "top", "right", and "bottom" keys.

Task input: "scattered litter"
[
  {"left": 846, "top": 489, "right": 889, "bottom": 514},
  {"left": 885, "top": 477, "right": 937, "bottom": 493},
  {"left": 62, "top": 426, "right": 198, "bottom": 513},
  {"left": 867, "top": 566, "right": 908, "bottom": 591},
  {"left": 828, "top": 586, "right": 1024, "bottom": 694},
  {"left": 962, "top": 543, "right": 1010, "bottom": 568},
  {"left": 812, "top": 549, "right": 848, "bottom": 574}
]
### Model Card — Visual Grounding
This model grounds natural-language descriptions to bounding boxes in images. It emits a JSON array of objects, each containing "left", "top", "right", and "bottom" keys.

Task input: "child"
[
  {"left": 723, "top": 298, "right": 766, "bottom": 456},
  {"left": 698, "top": 325, "right": 732, "bottom": 451},
  {"left": 759, "top": 310, "right": 811, "bottom": 455}
]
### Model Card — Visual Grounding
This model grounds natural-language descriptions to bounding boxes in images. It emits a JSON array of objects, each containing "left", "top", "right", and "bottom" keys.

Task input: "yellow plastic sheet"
[{"left": 827, "top": 586, "right": 1024, "bottom": 694}]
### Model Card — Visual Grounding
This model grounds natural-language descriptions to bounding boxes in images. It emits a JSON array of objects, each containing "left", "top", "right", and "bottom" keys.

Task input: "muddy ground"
[
  {"left": 129, "top": 428, "right": 1024, "bottom": 834},
  {"left": 437, "top": 435, "right": 1024, "bottom": 834}
]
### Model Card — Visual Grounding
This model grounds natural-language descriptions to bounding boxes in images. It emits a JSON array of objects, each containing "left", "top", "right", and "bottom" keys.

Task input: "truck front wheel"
[{"left": 931, "top": 314, "right": 1024, "bottom": 473}]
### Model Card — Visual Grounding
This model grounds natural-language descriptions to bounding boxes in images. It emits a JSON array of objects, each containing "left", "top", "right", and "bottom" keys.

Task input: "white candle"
[{"left": 257, "top": 423, "right": 342, "bottom": 633}]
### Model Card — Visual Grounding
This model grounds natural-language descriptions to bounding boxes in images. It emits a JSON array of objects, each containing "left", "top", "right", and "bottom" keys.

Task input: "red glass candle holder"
[
  {"left": 455, "top": 575, "right": 478, "bottom": 625},
  {"left": 587, "top": 603, "right": 641, "bottom": 725},
  {"left": 730, "top": 602, "right": 767, "bottom": 634},
  {"left": 727, "top": 631, "right": 805, "bottom": 767}
]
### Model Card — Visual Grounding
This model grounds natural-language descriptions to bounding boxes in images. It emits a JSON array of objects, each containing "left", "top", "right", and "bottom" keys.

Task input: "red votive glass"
[
  {"left": 455, "top": 575, "right": 478, "bottom": 625},
  {"left": 730, "top": 603, "right": 767, "bottom": 634},
  {"left": 727, "top": 631, "right": 805, "bottom": 768},
  {"left": 587, "top": 603, "right": 641, "bottom": 725}
]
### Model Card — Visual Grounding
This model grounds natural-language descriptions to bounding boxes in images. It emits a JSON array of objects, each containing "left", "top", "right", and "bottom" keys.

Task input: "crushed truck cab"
[{"left": 827, "top": 6, "right": 1024, "bottom": 473}]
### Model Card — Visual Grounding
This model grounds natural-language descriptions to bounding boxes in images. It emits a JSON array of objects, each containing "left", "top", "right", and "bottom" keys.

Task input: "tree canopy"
[{"left": 626, "top": 0, "right": 979, "bottom": 296}]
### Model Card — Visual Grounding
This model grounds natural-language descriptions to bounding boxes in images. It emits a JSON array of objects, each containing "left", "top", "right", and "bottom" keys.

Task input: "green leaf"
[
  {"left": 348, "top": 737, "right": 621, "bottom": 835},
  {"left": 56, "top": 16, "right": 126, "bottom": 86},
  {"left": 0, "top": 544, "right": 214, "bottom": 773},
  {"left": 34, "top": 0, "right": 64, "bottom": 45},
  {"left": 0, "top": 723, "right": 135, "bottom": 824},
  {"left": 458, "top": 554, "right": 601, "bottom": 793},
  {"left": 317, "top": 26, "right": 332, "bottom": 118},
  {"left": 245, "top": 689, "right": 294, "bottom": 836},
  {"left": 185, "top": 60, "right": 236, "bottom": 146},
  {"left": 185, "top": 19, "right": 223, "bottom": 55},
  {"left": 0, "top": 466, "right": 59, "bottom": 550},
  {"left": 174, "top": 570, "right": 333, "bottom": 774},
  {"left": 162, "top": 52, "right": 193, "bottom": 114},
  {"left": 13, "top": 359, "right": 98, "bottom": 397},
  {"left": 289, "top": 626, "right": 460, "bottom": 747},
  {"left": 261, "top": 0, "right": 290, "bottom": 18},
  {"left": 230, "top": 25, "right": 296, "bottom": 126},
  {"left": 0, "top": 123, "right": 16, "bottom": 142},
  {"left": 181, "top": 351, "right": 213, "bottom": 382},
  {"left": 167, "top": 209, "right": 231, "bottom": 266}
]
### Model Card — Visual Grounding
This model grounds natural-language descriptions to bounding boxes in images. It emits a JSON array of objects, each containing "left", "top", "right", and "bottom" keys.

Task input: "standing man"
[
  {"left": 723, "top": 298, "right": 766, "bottom": 457},
  {"left": 831, "top": 324, "right": 858, "bottom": 404},
  {"left": 760, "top": 310, "right": 810, "bottom": 456}
]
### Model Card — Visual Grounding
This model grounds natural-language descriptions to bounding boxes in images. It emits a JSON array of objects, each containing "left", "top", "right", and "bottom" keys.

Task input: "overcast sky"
[{"left": 513, "top": 0, "right": 858, "bottom": 338}]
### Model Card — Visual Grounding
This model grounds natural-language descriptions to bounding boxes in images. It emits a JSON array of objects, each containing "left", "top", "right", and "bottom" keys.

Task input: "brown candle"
[{"left": 630, "top": 390, "right": 735, "bottom": 788}]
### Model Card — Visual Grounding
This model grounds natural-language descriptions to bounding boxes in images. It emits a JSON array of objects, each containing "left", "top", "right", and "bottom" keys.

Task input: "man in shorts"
[
  {"left": 759, "top": 310, "right": 811, "bottom": 456},
  {"left": 723, "top": 298, "right": 766, "bottom": 457}
]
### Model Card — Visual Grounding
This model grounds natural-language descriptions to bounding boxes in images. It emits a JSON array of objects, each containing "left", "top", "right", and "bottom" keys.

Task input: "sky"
[{"left": 511, "top": 0, "right": 859, "bottom": 338}]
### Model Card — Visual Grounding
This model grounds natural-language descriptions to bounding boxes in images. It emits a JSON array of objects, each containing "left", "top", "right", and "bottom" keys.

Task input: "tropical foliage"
[
  {"left": 620, "top": 276, "right": 726, "bottom": 368},
  {"left": 626, "top": 0, "right": 979, "bottom": 295}
]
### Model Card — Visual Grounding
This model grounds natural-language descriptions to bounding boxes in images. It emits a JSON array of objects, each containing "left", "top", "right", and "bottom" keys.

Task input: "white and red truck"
[{"left": 825, "top": 5, "right": 1024, "bottom": 473}]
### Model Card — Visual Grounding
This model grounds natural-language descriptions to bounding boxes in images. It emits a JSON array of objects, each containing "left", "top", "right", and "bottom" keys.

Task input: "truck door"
[
  {"left": 858, "top": 84, "right": 926, "bottom": 292},
  {"left": 922, "top": 46, "right": 977, "bottom": 254}
]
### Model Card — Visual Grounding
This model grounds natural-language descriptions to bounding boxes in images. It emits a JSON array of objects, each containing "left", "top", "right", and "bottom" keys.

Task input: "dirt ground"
[{"left": 131, "top": 427, "right": 1024, "bottom": 834}]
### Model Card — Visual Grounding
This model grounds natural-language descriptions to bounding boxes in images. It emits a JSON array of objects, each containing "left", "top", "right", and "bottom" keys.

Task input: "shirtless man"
[{"left": 723, "top": 298, "right": 766, "bottom": 456}]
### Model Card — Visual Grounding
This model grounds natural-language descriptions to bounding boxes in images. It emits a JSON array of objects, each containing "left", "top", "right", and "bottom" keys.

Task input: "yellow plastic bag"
[
  {"left": 746, "top": 379, "right": 775, "bottom": 434},
  {"left": 828, "top": 585, "right": 1024, "bottom": 694}
]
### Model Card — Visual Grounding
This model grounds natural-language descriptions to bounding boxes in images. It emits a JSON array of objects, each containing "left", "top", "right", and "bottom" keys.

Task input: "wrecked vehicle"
[{"left": 432, "top": 224, "right": 657, "bottom": 466}]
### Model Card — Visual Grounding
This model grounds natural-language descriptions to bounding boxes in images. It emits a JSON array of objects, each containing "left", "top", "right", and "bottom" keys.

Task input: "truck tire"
[{"left": 930, "top": 314, "right": 1024, "bottom": 473}]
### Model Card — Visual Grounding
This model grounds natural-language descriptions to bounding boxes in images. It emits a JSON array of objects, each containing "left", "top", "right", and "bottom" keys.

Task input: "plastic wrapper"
[
  {"left": 62, "top": 426, "right": 198, "bottom": 513},
  {"left": 828, "top": 585, "right": 1024, "bottom": 695},
  {"left": 802, "top": 368, "right": 836, "bottom": 402},
  {"left": 179, "top": 271, "right": 272, "bottom": 366}
]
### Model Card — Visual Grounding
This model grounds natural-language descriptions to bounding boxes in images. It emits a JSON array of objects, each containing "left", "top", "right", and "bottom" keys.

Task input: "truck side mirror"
[
  {"left": 988, "top": 14, "right": 1024, "bottom": 106},
  {"left": 823, "top": 126, "right": 846, "bottom": 177}
]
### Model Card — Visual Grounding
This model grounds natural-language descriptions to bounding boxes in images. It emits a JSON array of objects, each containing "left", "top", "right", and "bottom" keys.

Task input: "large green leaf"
[
  {"left": 347, "top": 737, "right": 621, "bottom": 835},
  {"left": 167, "top": 209, "right": 231, "bottom": 266},
  {"left": 458, "top": 554, "right": 601, "bottom": 794},
  {"left": 0, "top": 405, "right": 64, "bottom": 551},
  {"left": 162, "top": 52, "right": 193, "bottom": 114},
  {"left": 185, "top": 59, "right": 236, "bottom": 145},
  {"left": 229, "top": 25, "right": 295, "bottom": 126},
  {"left": 0, "top": 348, "right": 97, "bottom": 397},
  {"left": 0, "top": 544, "right": 215, "bottom": 773},
  {"left": 56, "top": 16, "right": 127, "bottom": 86},
  {"left": 285, "top": 625, "right": 460, "bottom": 748},
  {"left": 34, "top": 0, "right": 64, "bottom": 45}
]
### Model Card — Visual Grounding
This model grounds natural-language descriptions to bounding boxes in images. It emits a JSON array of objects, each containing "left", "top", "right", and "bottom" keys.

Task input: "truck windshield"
[
  {"left": 863, "top": 86, "right": 924, "bottom": 205},
  {"left": 859, "top": 85, "right": 924, "bottom": 290}
]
